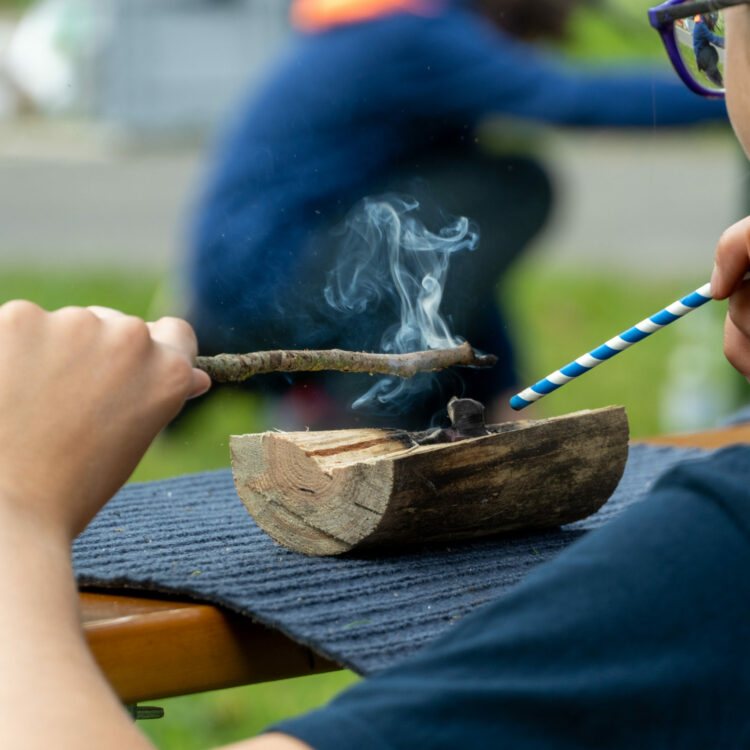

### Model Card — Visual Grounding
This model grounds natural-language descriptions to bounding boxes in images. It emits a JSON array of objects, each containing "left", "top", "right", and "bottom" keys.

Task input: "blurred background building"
[{"left": 1, "top": 0, "right": 293, "bottom": 133}]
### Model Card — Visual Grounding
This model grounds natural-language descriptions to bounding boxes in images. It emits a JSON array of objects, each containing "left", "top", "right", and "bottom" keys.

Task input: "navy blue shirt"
[
  {"left": 274, "top": 446, "right": 750, "bottom": 748},
  {"left": 187, "top": 3, "right": 726, "bottom": 335}
]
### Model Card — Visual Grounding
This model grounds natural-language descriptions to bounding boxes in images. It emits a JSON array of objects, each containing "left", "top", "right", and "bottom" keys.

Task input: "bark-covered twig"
[{"left": 195, "top": 341, "right": 497, "bottom": 383}]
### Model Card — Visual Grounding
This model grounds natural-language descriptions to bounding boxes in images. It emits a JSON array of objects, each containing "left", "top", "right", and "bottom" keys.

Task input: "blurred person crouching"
[{"left": 184, "top": 0, "right": 726, "bottom": 430}]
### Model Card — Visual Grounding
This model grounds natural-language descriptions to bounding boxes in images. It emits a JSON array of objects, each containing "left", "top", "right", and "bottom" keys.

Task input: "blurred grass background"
[{"left": 1, "top": 262, "right": 745, "bottom": 747}]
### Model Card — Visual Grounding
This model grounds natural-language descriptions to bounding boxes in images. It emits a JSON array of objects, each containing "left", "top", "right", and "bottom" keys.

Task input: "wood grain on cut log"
[{"left": 230, "top": 405, "right": 629, "bottom": 556}]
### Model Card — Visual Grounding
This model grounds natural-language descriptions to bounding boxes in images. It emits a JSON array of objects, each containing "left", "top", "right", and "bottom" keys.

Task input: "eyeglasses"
[{"left": 648, "top": 0, "right": 747, "bottom": 98}]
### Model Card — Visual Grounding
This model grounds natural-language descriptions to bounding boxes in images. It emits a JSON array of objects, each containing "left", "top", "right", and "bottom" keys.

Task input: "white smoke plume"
[{"left": 324, "top": 195, "right": 479, "bottom": 411}]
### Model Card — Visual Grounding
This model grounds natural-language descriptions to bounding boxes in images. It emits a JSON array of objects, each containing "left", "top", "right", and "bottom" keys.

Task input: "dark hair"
[
  {"left": 477, "top": 0, "right": 585, "bottom": 40},
  {"left": 701, "top": 12, "right": 719, "bottom": 31}
]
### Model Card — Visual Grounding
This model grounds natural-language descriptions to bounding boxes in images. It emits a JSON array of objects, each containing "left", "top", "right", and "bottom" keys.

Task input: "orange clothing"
[{"left": 291, "top": 0, "right": 442, "bottom": 32}]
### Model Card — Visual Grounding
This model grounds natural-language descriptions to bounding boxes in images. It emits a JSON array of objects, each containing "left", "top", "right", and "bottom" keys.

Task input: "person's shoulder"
[
  {"left": 407, "top": 4, "right": 520, "bottom": 71},
  {"left": 315, "top": 3, "right": 487, "bottom": 43},
  {"left": 282, "top": 4, "right": 502, "bottom": 75}
]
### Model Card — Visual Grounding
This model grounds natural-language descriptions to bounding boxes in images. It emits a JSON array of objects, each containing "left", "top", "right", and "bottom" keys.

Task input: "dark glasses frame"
[{"left": 648, "top": 0, "right": 748, "bottom": 98}]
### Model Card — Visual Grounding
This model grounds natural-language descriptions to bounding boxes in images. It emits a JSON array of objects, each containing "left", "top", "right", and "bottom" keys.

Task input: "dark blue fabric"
[
  {"left": 275, "top": 445, "right": 750, "bottom": 749},
  {"left": 186, "top": 3, "right": 726, "bottom": 356},
  {"left": 73, "top": 443, "right": 707, "bottom": 677}
]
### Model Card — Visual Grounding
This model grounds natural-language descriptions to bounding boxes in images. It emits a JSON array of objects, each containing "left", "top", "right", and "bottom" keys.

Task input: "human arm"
[
  {"left": 0, "top": 301, "right": 313, "bottom": 750},
  {"left": 0, "top": 302, "right": 216, "bottom": 749}
]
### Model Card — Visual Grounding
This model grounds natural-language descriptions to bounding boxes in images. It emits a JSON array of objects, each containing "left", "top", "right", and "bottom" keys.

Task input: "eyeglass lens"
[{"left": 673, "top": 11, "right": 726, "bottom": 91}]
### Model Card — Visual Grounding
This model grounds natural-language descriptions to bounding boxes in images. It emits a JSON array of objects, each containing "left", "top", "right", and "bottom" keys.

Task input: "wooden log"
[{"left": 230, "top": 405, "right": 629, "bottom": 556}]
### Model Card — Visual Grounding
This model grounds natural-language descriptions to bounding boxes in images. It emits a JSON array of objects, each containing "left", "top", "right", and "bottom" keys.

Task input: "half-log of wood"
[{"left": 230, "top": 401, "right": 629, "bottom": 556}]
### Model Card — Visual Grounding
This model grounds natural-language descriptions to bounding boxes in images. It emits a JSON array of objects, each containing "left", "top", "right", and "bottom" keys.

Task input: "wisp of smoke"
[{"left": 324, "top": 195, "right": 479, "bottom": 411}]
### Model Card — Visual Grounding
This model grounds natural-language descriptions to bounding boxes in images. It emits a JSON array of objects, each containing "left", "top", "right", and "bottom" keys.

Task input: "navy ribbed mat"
[{"left": 73, "top": 443, "right": 707, "bottom": 675}]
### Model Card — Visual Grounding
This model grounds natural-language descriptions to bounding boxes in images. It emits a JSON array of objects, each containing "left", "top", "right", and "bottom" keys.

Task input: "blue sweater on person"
[
  {"left": 187, "top": 1, "right": 726, "bottom": 345},
  {"left": 693, "top": 21, "right": 725, "bottom": 56}
]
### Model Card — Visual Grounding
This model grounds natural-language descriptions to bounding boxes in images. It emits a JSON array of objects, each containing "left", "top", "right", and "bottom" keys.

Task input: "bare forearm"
[
  {"left": 0, "top": 495, "right": 311, "bottom": 750},
  {"left": 0, "top": 303, "right": 309, "bottom": 749},
  {"left": 0, "top": 498, "right": 154, "bottom": 750}
]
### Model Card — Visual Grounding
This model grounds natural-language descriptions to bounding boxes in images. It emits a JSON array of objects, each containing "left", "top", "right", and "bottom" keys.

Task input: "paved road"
[
  {"left": 0, "top": 120, "right": 200, "bottom": 270},
  {"left": 0, "top": 121, "right": 745, "bottom": 276},
  {"left": 534, "top": 128, "right": 745, "bottom": 276}
]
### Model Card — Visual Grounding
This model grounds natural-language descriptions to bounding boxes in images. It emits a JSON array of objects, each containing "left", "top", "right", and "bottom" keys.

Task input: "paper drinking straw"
[{"left": 509, "top": 281, "right": 713, "bottom": 411}]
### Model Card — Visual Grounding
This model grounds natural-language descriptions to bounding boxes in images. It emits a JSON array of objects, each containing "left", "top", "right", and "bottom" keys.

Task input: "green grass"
[
  {"left": 139, "top": 672, "right": 359, "bottom": 750},
  {"left": 0, "top": 0, "right": 33, "bottom": 9},
  {"left": 564, "top": 3, "right": 664, "bottom": 61},
  {"left": 2, "top": 263, "right": 746, "bottom": 747},
  {"left": 0, "top": 269, "right": 160, "bottom": 316}
]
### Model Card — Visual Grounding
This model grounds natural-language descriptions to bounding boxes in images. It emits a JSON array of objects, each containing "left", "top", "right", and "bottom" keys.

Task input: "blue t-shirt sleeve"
[
  {"left": 393, "top": 10, "right": 725, "bottom": 127},
  {"left": 273, "top": 446, "right": 750, "bottom": 749}
]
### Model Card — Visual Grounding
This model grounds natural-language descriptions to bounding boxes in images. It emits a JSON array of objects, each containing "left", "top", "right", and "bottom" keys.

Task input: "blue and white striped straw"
[{"left": 509, "top": 281, "right": 713, "bottom": 411}]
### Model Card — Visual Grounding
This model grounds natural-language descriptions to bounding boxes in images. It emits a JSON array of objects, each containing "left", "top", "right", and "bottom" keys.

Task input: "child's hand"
[
  {"left": 712, "top": 217, "right": 750, "bottom": 380},
  {"left": 0, "top": 302, "right": 211, "bottom": 540}
]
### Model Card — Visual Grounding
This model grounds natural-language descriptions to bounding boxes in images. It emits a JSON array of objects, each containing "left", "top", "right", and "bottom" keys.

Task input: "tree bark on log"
[
  {"left": 195, "top": 342, "right": 496, "bottom": 383},
  {"left": 230, "top": 405, "right": 629, "bottom": 556}
]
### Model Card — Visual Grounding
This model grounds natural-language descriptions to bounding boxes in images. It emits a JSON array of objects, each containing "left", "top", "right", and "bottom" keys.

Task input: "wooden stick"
[{"left": 195, "top": 341, "right": 497, "bottom": 383}]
